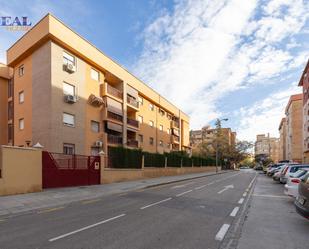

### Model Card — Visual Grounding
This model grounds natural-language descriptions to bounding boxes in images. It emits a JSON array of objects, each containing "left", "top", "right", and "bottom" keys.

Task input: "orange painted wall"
[{"left": 14, "top": 56, "right": 32, "bottom": 147}]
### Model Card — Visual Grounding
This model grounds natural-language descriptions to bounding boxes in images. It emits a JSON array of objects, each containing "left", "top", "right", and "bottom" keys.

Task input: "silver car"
[{"left": 280, "top": 164, "right": 309, "bottom": 184}]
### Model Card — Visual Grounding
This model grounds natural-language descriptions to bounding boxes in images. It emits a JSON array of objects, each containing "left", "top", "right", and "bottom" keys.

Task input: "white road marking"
[
  {"left": 215, "top": 224, "right": 230, "bottom": 241},
  {"left": 243, "top": 192, "right": 247, "bottom": 197},
  {"left": 238, "top": 198, "right": 244, "bottom": 204},
  {"left": 195, "top": 185, "right": 207, "bottom": 190},
  {"left": 176, "top": 190, "right": 193, "bottom": 197},
  {"left": 252, "top": 194, "right": 290, "bottom": 199},
  {"left": 217, "top": 185, "right": 234, "bottom": 194},
  {"left": 140, "top": 198, "right": 172, "bottom": 209},
  {"left": 49, "top": 214, "right": 126, "bottom": 242},
  {"left": 230, "top": 207, "right": 239, "bottom": 217}
]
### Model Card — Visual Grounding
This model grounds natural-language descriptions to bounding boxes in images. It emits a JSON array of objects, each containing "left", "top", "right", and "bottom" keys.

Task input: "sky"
[{"left": 0, "top": 0, "right": 308, "bottom": 142}]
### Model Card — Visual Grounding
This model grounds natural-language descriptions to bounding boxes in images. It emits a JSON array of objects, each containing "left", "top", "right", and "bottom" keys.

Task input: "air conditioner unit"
[
  {"left": 95, "top": 141, "right": 103, "bottom": 147},
  {"left": 64, "top": 94, "right": 77, "bottom": 103},
  {"left": 65, "top": 62, "right": 76, "bottom": 73}
]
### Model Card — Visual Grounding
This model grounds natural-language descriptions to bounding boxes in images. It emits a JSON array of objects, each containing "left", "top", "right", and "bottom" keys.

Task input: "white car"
[{"left": 284, "top": 169, "right": 309, "bottom": 198}]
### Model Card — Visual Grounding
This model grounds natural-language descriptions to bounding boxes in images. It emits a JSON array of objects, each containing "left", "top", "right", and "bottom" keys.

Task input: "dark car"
[
  {"left": 254, "top": 165, "right": 263, "bottom": 171},
  {"left": 294, "top": 172, "right": 309, "bottom": 220}
]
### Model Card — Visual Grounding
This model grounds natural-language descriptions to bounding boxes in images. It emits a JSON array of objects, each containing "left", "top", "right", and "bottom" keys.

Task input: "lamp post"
[{"left": 215, "top": 118, "right": 228, "bottom": 173}]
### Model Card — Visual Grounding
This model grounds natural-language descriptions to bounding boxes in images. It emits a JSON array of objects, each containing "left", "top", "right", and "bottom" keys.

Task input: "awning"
[{"left": 107, "top": 121, "right": 123, "bottom": 133}]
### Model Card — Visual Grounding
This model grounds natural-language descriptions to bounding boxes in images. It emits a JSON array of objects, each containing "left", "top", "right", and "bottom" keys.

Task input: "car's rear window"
[{"left": 290, "top": 166, "right": 309, "bottom": 173}]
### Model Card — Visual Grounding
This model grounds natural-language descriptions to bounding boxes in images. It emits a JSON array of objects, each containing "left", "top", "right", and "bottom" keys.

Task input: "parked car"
[
  {"left": 294, "top": 172, "right": 309, "bottom": 219},
  {"left": 254, "top": 165, "right": 263, "bottom": 171},
  {"left": 280, "top": 164, "right": 309, "bottom": 184},
  {"left": 272, "top": 166, "right": 286, "bottom": 181},
  {"left": 284, "top": 169, "right": 309, "bottom": 198},
  {"left": 267, "top": 163, "right": 285, "bottom": 176}
]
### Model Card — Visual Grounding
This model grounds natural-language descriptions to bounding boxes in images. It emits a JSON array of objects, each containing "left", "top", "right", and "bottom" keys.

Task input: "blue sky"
[{"left": 0, "top": 0, "right": 308, "bottom": 141}]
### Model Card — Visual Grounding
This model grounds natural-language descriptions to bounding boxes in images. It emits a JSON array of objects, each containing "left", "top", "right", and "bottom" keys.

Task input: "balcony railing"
[
  {"left": 107, "top": 84, "right": 123, "bottom": 99},
  {"left": 171, "top": 120, "right": 180, "bottom": 129},
  {"left": 127, "top": 95, "right": 139, "bottom": 108},
  {"left": 127, "top": 139, "right": 139, "bottom": 148},
  {"left": 107, "top": 111, "right": 123, "bottom": 122},
  {"left": 107, "top": 134, "right": 123, "bottom": 145},
  {"left": 172, "top": 135, "right": 180, "bottom": 144},
  {"left": 127, "top": 117, "right": 139, "bottom": 128}
]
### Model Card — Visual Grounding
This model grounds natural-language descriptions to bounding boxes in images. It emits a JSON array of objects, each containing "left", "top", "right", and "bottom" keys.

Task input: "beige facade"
[
  {"left": 3, "top": 14, "right": 190, "bottom": 156},
  {"left": 285, "top": 94, "right": 303, "bottom": 163},
  {"left": 278, "top": 118, "right": 287, "bottom": 161},
  {"left": 298, "top": 60, "right": 309, "bottom": 163},
  {"left": 255, "top": 134, "right": 279, "bottom": 163},
  {"left": 190, "top": 126, "right": 237, "bottom": 153}
]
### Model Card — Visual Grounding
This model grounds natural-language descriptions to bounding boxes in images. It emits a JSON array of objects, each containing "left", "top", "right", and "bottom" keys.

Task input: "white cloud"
[
  {"left": 236, "top": 83, "right": 301, "bottom": 141},
  {"left": 134, "top": 0, "right": 309, "bottom": 137}
]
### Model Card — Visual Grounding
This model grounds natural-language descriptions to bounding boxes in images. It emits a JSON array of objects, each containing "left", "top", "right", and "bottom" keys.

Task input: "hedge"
[{"left": 107, "top": 146, "right": 216, "bottom": 169}]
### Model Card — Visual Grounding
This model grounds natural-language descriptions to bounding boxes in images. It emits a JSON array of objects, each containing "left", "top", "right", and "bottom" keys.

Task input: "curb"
[{"left": 142, "top": 170, "right": 230, "bottom": 189}]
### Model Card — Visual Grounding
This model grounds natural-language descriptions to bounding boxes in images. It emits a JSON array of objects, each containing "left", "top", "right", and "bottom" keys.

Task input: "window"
[
  {"left": 8, "top": 79, "right": 13, "bottom": 98},
  {"left": 91, "top": 147, "right": 100, "bottom": 156},
  {"left": 159, "top": 140, "right": 163, "bottom": 147},
  {"left": 149, "top": 137, "right": 154, "bottom": 145},
  {"left": 167, "top": 128, "right": 171, "bottom": 134},
  {"left": 63, "top": 82, "right": 75, "bottom": 96},
  {"left": 63, "top": 113, "right": 75, "bottom": 127},
  {"left": 159, "top": 125, "right": 163, "bottom": 131},
  {"left": 63, "top": 143, "right": 75, "bottom": 155},
  {"left": 19, "top": 91, "right": 24, "bottom": 103},
  {"left": 167, "top": 113, "right": 172, "bottom": 120},
  {"left": 159, "top": 109, "right": 165, "bottom": 116},
  {"left": 91, "top": 120, "right": 100, "bottom": 133},
  {"left": 18, "top": 65, "right": 24, "bottom": 76},
  {"left": 63, "top": 51, "right": 75, "bottom": 65},
  {"left": 8, "top": 101, "right": 13, "bottom": 120},
  {"left": 149, "top": 103, "right": 154, "bottom": 111},
  {"left": 91, "top": 68, "right": 99, "bottom": 81},
  {"left": 167, "top": 143, "right": 171, "bottom": 149},
  {"left": 19, "top": 118, "right": 24, "bottom": 130},
  {"left": 138, "top": 96, "right": 143, "bottom": 106},
  {"left": 138, "top": 134, "right": 143, "bottom": 143},
  {"left": 8, "top": 124, "right": 13, "bottom": 142},
  {"left": 149, "top": 120, "right": 154, "bottom": 127},
  {"left": 138, "top": 115, "right": 143, "bottom": 123}
]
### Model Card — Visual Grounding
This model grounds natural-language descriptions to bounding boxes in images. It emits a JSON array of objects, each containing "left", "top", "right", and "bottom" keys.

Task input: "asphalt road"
[{"left": 0, "top": 171, "right": 256, "bottom": 249}]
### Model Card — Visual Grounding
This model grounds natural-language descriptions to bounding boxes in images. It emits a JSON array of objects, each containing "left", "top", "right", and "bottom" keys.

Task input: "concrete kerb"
[{"left": 142, "top": 170, "right": 229, "bottom": 189}]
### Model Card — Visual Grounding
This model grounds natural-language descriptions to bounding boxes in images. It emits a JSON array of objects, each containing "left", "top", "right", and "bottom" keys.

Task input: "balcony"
[
  {"left": 127, "top": 139, "right": 139, "bottom": 148},
  {"left": 88, "top": 94, "right": 104, "bottom": 107},
  {"left": 171, "top": 120, "right": 180, "bottom": 129},
  {"left": 127, "top": 117, "right": 139, "bottom": 129},
  {"left": 172, "top": 128, "right": 180, "bottom": 137},
  {"left": 127, "top": 95, "right": 139, "bottom": 109},
  {"left": 172, "top": 135, "right": 180, "bottom": 144},
  {"left": 102, "top": 83, "right": 123, "bottom": 100},
  {"left": 107, "top": 111, "right": 123, "bottom": 123},
  {"left": 107, "top": 134, "right": 123, "bottom": 145}
]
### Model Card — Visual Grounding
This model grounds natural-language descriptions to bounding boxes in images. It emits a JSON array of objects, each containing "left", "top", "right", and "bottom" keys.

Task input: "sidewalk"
[
  {"left": 0, "top": 170, "right": 227, "bottom": 217},
  {"left": 236, "top": 173, "right": 309, "bottom": 249}
]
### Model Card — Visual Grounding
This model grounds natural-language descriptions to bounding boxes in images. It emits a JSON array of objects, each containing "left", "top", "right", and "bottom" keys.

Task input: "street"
[
  {"left": 0, "top": 171, "right": 252, "bottom": 249},
  {"left": 0, "top": 170, "right": 308, "bottom": 249}
]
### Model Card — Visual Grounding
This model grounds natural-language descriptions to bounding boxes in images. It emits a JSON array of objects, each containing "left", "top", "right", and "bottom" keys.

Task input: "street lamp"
[{"left": 215, "top": 118, "right": 228, "bottom": 173}]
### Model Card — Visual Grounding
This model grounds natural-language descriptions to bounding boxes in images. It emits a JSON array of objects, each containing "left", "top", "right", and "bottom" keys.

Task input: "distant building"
[
  {"left": 285, "top": 94, "right": 303, "bottom": 163},
  {"left": 298, "top": 59, "right": 309, "bottom": 163},
  {"left": 190, "top": 126, "right": 237, "bottom": 153},
  {"left": 278, "top": 118, "right": 287, "bottom": 161},
  {"left": 255, "top": 134, "right": 279, "bottom": 163}
]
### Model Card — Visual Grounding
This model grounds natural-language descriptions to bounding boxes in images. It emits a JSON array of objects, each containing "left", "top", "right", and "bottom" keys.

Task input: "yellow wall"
[
  {"left": 101, "top": 166, "right": 218, "bottom": 184},
  {"left": 0, "top": 146, "right": 42, "bottom": 196}
]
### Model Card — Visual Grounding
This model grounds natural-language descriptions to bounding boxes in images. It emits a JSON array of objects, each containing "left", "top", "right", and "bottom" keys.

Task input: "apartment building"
[
  {"left": 285, "top": 94, "right": 303, "bottom": 163},
  {"left": 254, "top": 134, "right": 279, "bottom": 163},
  {"left": 190, "top": 126, "right": 237, "bottom": 153},
  {"left": 1, "top": 13, "right": 190, "bottom": 155},
  {"left": 298, "top": 59, "right": 309, "bottom": 162},
  {"left": 278, "top": 118, "right": 287, "bottom": 161},
  {"left": 0, "top": 64, "right": 13, "bottom": 145}
]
